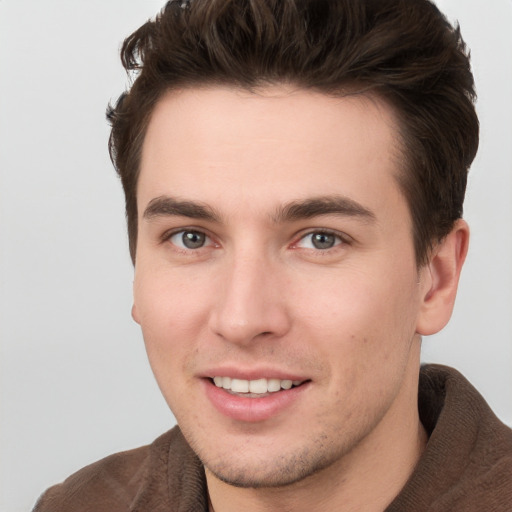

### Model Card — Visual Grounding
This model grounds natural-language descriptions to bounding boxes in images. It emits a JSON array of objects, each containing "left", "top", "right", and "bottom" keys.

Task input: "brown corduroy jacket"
[{"left": 33, "top": 365, "right": 512, "bottom": 511}]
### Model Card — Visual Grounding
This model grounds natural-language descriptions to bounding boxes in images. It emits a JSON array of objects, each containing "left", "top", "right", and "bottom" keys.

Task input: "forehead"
[{"left": 138, "top": 85, "right": 405, "bottom": 219}]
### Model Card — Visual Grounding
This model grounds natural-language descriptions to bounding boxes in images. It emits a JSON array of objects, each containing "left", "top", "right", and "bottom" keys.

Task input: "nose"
[{"left": 208, "top": 252, "right": 291, "bottom": 345}]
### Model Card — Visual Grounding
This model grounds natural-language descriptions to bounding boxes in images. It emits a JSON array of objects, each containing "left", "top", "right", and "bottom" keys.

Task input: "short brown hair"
[{"left": 107, "top": 0, "right": 479, "bottom": 264}]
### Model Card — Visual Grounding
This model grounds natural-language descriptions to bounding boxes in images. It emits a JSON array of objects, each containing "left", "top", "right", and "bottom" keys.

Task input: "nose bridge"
[{"left": 209, "top": 247, "right": 289, "bottom": 344}]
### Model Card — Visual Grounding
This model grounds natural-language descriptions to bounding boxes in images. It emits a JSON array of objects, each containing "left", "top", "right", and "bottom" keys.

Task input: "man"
[{"left": 33, "top": 0, "right": 512, "bottom": 510}]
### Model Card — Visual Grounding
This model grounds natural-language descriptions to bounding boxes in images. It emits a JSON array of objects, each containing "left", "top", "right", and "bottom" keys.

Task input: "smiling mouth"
[{"left": 211, "top": 376, "right": 306, "bottom": 397}]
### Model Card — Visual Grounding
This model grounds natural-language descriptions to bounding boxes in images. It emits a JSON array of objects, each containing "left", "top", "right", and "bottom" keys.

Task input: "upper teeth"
[{"left": 213, "top": 376, "right": 302, "bottom": 394}]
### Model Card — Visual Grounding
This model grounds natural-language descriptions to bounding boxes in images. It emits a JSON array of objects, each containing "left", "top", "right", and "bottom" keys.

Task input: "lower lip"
[{"left": 203, "top": 379, "right": 309, "bottom": 423}]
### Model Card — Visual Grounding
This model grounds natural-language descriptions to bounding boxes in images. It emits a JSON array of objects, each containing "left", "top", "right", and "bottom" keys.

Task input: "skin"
[{"left": 132, "top": 86, "right": 468, "bottom": 511}]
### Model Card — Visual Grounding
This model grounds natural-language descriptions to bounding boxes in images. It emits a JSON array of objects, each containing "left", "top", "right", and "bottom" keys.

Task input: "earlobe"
[
  {"left": 132, "top": 303, "right": 141, "bottom": 324},
  {"left": 416, "top": 219, "right": 470, "bottom": 336}
]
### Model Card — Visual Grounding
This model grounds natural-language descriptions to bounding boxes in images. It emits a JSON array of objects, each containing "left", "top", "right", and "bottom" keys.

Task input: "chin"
[{"left": 201, "top": 440, "right": 345, "bottom": 489}]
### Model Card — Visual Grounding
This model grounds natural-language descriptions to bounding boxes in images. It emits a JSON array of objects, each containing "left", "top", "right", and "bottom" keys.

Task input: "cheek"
[
  {"left": 293, "top": 264, "right": 420, "bottom": 372},
  {"left": 133, "top": 270, "right": 211, "bottom": 388},
  {"left": 135, "top": 265, "right": 210, "bottom": 332},
  {"left": 296, "top": 271, "right": 421, "bottom": 430}
]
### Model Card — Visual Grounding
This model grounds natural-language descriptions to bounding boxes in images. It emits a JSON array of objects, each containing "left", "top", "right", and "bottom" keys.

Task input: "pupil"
[
  {"left": 182, "top": 231, "right": 205, "bottom": 249},
  {"left": 312, "top": 233, "right": 335, "bottom": 249}
]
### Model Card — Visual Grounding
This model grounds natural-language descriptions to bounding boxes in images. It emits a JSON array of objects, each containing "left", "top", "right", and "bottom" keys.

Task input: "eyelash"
[
  {"left": 292, "top": 229, "right": 348, "bottom": 251},
  {"left": 161, "top": 228, "right": 216, "bottom": 252},
  {"left": 162, "top": 227, "right": 349, "bottom": 253}
]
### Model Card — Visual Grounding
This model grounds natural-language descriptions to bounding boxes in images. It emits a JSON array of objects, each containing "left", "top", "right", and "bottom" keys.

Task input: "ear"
[
  {"left": 131, "top": 303, "right": 141, "bottom": 325},
  {"left": 416, "top": 219, "right": 469, "bottom": 336}
]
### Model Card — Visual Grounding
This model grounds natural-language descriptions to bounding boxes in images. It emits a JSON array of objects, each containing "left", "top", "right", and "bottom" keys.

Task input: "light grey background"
[{"left": 1, "top": 1, "right": 511, "bottom": 511}]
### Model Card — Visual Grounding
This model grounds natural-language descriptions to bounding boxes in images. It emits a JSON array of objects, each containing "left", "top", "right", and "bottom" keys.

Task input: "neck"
[{"left": 207, "top": 361, "right": 427, "bottom": 512}]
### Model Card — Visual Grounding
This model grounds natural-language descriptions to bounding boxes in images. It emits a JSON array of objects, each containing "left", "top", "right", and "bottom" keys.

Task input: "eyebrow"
[
  {"left": 142, "top": 194, "right": 376, "bottom": 224},
  {"left": 273, "top": 196, "right": 376, "bottom": 224},
  {"left": 143, "top": 196, "right": 221, "bottom": 222}
]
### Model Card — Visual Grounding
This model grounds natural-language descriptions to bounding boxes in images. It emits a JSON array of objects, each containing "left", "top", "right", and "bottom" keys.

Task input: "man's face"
[{"left": 133, "top": 86, "right": 430, "bottom": 487}]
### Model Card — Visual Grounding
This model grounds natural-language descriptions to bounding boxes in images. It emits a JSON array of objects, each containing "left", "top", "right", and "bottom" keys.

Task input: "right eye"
[{"left": 169, "top": 230, "right": 211, "bottom": 250}]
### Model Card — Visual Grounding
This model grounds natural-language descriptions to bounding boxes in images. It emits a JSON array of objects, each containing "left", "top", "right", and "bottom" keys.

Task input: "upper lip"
[{"left": 199, "top": 366, "right": 308, "bottom": 382}]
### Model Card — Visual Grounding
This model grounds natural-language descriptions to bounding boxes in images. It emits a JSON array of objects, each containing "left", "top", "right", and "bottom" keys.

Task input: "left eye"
[
  {"left": 296, "top": 231, "right": 342, "bottom": 250},
  {"left": 169, "top": 230, "right": 211, "bottom": 250}
]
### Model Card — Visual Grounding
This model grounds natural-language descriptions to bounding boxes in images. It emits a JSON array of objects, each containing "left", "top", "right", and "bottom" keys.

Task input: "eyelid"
[
  {"left": 161, "top": 227, "right": 217, "bottom": 249},
  {"left": 292, "top": 228, "right": 351, "bottom": 249},
  {"left": 159, "top": 226, "right": 350, "bottom": 251}
]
